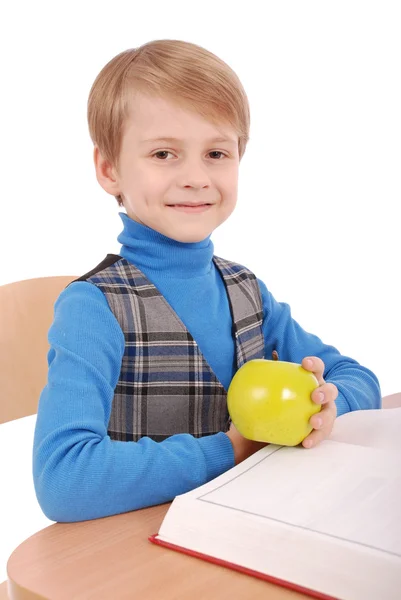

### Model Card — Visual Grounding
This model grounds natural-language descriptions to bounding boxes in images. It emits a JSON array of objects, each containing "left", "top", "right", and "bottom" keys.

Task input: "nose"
[{"left": 179, "top": 157, "right": 211, "bottom": 189}]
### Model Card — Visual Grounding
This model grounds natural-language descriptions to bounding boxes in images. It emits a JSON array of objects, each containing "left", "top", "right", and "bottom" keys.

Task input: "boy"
[{"left": 33, "top": 39, "right": 381, "bottom": 523}]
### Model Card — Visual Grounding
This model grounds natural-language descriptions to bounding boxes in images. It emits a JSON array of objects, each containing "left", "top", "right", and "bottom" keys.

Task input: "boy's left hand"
[{"left": 301, "top": 356, "right": 338, "bottom": 449}]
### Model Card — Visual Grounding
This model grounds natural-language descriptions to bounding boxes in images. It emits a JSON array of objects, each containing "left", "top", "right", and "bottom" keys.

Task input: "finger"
[
  {"left": 302, "top": 428, "right": 325, "bottom": 449},
  {"left": 303, "top": 402, "right": 337, "bottom": 448},
  {"left": 311, "top": 382, "right": 339, "bottom": 405},
  {"left": 302, "top": 356, "right": 325, "bottom": 385},
  {"left": 309, "top": 400, "right": 337, "bottom": 430}
]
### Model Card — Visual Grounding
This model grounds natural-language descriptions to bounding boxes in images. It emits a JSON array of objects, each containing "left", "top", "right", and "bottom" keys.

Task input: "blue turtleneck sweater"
[{"left": 33, "top": 213, "right": 381, "bottom": 522}]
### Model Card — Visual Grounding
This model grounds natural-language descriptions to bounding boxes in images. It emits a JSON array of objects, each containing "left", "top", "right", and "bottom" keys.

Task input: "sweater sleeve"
[
  {"left": 32, "top": 282, "right": 234, "bottom": 523},
  {"left": 257, "top": 278, "right": 381, "bottom": 416}
]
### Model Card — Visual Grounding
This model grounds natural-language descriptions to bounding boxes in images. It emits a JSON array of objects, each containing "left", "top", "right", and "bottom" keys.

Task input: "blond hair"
[{"left": 87, "top": 39, "right": 251, "bottom": 205}]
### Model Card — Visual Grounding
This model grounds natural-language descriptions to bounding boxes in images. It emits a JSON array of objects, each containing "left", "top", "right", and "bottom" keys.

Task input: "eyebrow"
[{"left": 140, "top": 136, "right": 238, "bottom": 146}]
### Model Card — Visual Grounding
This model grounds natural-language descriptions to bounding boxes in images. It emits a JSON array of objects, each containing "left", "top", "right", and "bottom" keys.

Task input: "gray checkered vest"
[{"left": 76, "top": 253, "right": 265, "bottom": 442}]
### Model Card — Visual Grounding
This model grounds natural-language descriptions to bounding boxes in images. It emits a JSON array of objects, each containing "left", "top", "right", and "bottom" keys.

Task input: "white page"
[
  {"left": 196, "top": 442, "right": 401, "bottom": 556},
  {"left": 329, "top": 407, "right": 401, "bottom": 451},
  {"left": 183, "top": 408, "right": 401, "bottom": 557}
]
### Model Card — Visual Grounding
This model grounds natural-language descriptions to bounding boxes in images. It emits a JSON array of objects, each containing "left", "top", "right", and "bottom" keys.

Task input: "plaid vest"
[{"left": 76, "top": 253, "right": 265, "bottom": 442}]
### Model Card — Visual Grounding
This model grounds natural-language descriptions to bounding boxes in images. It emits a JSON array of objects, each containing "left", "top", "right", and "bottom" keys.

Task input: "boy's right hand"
[{"left": 225, "top": 421, "right": 267, "bottom": 465}]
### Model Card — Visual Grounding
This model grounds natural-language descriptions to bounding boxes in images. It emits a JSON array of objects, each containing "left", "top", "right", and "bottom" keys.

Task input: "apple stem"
[{"left": 272, "top": 350, "right": 279, "bottom": 361}]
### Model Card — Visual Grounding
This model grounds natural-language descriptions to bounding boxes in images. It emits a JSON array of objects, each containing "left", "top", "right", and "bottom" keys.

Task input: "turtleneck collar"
[{"left": 117, "top": 212, "right": 215, "bottom": 279}]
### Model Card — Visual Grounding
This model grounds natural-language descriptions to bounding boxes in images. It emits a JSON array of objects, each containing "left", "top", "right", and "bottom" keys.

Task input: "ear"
[{"left": 93, "top": 146, "right": 121, "bottom": 196}]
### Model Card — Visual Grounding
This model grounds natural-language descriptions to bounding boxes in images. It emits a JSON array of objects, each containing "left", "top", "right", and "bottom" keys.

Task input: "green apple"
[{"left": 227, "top": 359, "right": 321, "bottom": 446}]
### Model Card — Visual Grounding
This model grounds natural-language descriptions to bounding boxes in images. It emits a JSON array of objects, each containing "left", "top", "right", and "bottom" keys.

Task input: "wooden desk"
[{"left": 7, "top": 503, "right": 307, "bottom": 600}]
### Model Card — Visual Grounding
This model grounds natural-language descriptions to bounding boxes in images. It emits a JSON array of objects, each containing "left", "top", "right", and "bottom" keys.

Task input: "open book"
[{"left": 150, "top": 408, "right": 401, "bottom": 600}]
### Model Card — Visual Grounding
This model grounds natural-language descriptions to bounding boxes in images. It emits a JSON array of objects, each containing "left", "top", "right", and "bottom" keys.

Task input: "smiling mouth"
[{"left": 167, "top": 204, "right": 213, "bottom": 213}]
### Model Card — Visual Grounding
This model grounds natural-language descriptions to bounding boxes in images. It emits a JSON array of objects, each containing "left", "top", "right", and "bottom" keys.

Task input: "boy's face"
[{"left": 95, "top": 92, "right": 240, "bottom": 243}]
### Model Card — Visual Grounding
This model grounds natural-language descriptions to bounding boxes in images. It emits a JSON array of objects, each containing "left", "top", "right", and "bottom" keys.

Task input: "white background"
[{"left": 0, "top": 0, "right": 400, "bottom": 584}]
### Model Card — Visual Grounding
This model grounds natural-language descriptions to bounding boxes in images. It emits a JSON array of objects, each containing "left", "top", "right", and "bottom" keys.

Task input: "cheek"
[
  {"left": 141, "top": 171, "right": 170, "bottom": 196},
  {"left": 223, "top": 187, "right": 238, "bottom": 210},
  {"left": 221, "top": 172, "right": 238, "bottom": 196}
]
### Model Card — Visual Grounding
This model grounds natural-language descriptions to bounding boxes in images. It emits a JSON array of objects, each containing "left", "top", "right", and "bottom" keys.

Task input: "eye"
[
  {"left": 151, "top": 150, "right": 227, "bottom": 160},
  {"left": 209, "top": 151, "right": 227, "bottom": 160},
  {"left": 152, "top": 150, "right": 174, "bottom": 160}
]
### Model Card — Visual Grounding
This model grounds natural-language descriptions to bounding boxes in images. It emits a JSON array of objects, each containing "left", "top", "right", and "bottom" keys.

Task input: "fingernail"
[
  {"left": 304, "top": 439, "right": 313, "bottom": 448},
  {"left": 315, "top": 417, "right": 323, "bottom": 428},
  {"left": 318, "top": 392, "right": 325, "bottom": 403},
  {"left": 306, "top": 359, "right": 313, "bottom": 368}
]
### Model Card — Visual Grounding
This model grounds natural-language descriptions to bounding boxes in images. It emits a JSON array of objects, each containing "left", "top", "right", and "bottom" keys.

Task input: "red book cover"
[{"left": 149, "top": 534, "right": 338, "bottom": 600}]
